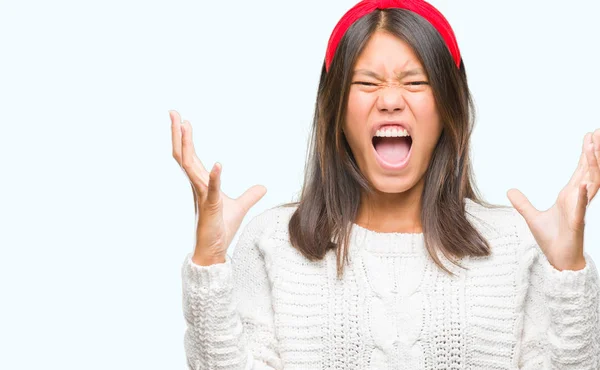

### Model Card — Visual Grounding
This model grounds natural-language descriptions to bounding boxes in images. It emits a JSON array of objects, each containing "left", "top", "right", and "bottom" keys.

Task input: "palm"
[
  {"left": 188, "top": 159, "right": 266, "bottom": 250},
  {"left": 507, "top": 130, "right": 600, "bottom": 271},
  {"left": 524, "top": 194, "right": 580, "bottom": 267},
  {"left": 171, "top": 109, "right": 267, "bottom": 258}
]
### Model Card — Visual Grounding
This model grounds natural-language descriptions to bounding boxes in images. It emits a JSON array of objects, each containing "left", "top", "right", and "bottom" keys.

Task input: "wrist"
[
  {"left": 192, "top": 253, "right": 226, "bottom": 266},
  {"left": 565, "top": 258, "right": 587, "bottom": 271},
  {"left": 553, "top": 256, "right": 586, "bottom": 271}
]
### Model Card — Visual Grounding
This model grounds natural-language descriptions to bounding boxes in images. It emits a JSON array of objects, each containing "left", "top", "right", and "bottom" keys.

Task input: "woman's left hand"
[{"left": 507, "top": 129, "right": 600, "bottom": 271}]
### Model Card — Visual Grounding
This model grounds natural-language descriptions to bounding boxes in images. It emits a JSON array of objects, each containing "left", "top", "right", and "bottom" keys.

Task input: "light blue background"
[{"left": 1, "top": 0, "right": 598, "bottom": 368}]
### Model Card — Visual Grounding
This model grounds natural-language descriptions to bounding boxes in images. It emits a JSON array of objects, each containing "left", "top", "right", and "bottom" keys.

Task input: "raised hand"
[
  {"left": 170, "top": 110, "right": 267, "bottom": 266},
  {"left": 507, "top": 129, "right": 600, "bottom": 271}
]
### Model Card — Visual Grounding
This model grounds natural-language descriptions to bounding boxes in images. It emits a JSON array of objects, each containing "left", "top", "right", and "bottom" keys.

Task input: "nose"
[{"left": 376, "top": 83, "right": 406, "bottom": 113}]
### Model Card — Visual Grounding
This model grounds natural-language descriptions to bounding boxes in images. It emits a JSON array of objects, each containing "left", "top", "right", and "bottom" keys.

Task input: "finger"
[
  {"left": 567, "top": 133, "right": 592, "bottom": 189},
  {"left": 193, "top": 155, "right": 210, "bottom": 186},
  {"left": 170, "top": 110, "right": 183, "bottom": 163},
  {"left": 507, "top": 188, "right": 540, "bottom": 222},
  {"left": 575, "top": 183, "right": 589, "bottom": 227},
  {"left": 585, "top": 132, "right": 600, "bottom": 200},
  {"left": 206, "top": 162, "right": 222, "bottom": 207},
  {"left": 190, "top": 182, "right": 199, "bottom": 217},
  {"left": 593, "top": 128, "right": 600, "bottom": 164},
  {"left": 181, "top": 120, "right": 209, "bottom": 194},
  {"left": 182, "top": 120, "right": 210, "bottom": 185},
  {"left": 593, "top": 129, "right": 600, "bottom": 200},
  {"left": 236, "top": 185, "right": 268, "bottom": 213}
]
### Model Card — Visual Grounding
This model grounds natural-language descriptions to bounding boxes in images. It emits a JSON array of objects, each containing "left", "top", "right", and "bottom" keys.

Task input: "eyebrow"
[{"left": 353, "top": 68, "right": 426, "bottom": 80}]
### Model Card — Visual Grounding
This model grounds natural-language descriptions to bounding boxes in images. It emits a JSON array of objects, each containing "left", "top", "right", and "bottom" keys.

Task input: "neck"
[{"left": 355, "top": 179, "right": 423, "bottom": 234}]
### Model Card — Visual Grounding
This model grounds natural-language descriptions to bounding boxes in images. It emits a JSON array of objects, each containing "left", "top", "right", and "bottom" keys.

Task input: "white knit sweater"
[{"left": 181, "top": 198, "right": 600, "bottom": 369}]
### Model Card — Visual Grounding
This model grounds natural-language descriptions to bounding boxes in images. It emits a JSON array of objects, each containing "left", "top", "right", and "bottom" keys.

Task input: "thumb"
[
  {"left": 237, "top": 185, "right": 268, "bottom": 213},
  {"left": 507, "top": 188, "right": 539, "bottom": 222}
]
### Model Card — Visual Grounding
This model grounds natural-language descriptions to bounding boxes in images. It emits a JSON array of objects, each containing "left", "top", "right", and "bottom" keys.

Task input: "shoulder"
[
  {"left": 235, "top": 202, "right": 299, "bottom": 252},
  {"left": 464, "top": 198, "right": 534, "bottom": 249},
  {"left": 245, "top": 202, "right": 298, "bottom": 234},
  {"left": 463, "top": 199, "right": 544, "bottom": 301}
]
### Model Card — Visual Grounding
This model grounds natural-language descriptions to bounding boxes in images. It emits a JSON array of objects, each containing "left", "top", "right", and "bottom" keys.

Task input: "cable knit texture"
[{"left": 181, "top": 198, "right": 600, "bottom": 369}]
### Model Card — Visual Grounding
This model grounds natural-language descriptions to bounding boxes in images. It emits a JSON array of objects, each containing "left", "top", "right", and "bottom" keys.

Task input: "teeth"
[{"left": 375, "top": 128, "right": 410, "bottom": 138}]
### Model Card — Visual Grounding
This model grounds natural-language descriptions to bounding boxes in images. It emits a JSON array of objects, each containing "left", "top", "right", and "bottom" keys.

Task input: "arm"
[
  {"left": 181, "top": 215, "right": 283, "bottom": 370},
  {"left": 516, "top": 240, "right": 600, "bottom": 369}
]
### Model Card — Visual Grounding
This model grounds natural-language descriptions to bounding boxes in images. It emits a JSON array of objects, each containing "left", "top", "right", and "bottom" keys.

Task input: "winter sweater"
[{"left": 181, "top": 198, "right": 600, "bottom": 369}]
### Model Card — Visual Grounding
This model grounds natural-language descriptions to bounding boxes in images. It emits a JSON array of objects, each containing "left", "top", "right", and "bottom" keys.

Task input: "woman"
[{"left": 171, "top": 0, "right": 600, "bottom": 368}]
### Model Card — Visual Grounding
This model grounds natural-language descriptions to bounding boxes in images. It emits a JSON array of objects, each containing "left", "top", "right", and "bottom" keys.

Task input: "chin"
[{"left": 368, "top": 175, "right": 418, "bottom": 194}]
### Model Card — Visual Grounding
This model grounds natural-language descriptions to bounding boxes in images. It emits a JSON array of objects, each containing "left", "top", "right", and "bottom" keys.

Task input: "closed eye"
[{"left": 352, "top": 81, "right": 429, "bottom": 86}]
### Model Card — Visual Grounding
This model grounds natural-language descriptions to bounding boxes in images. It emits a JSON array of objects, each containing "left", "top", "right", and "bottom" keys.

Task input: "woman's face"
[{"left": 344, "top": 30, "right": 442, "bottom": 195}]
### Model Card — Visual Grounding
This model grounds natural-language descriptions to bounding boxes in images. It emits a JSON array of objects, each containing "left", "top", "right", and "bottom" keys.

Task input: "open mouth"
[{"left": 372, "top": 136, "right": 413, "bottom": 165}]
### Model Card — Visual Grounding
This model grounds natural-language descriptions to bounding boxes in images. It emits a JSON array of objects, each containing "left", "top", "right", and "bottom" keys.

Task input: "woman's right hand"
[{"left": 170, "top": 110, "right": 268, "bottom": 265}]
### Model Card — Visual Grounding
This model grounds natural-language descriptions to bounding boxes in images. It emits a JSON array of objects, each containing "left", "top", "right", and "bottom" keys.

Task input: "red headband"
[{"left": 325, "top": 0, "right": 461, "bottom": 72}]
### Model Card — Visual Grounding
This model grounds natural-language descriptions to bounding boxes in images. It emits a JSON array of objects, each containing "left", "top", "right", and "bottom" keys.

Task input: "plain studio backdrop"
[{"left": 1, "top": 0, "right": 599, "bottom": 368}]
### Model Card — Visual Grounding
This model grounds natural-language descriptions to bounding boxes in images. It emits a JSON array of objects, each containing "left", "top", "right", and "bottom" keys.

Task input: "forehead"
[{"left": 354, "top": 31, "right": 423, "bottom": 74}]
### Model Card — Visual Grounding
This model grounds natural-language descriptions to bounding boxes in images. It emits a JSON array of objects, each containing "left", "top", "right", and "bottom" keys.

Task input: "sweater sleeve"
[
  {"left": 516, "top": 238, "right": 600, "bottom": 369},
  {"left": 181, "top": 213, "right": 283, "bottom": 370}
]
